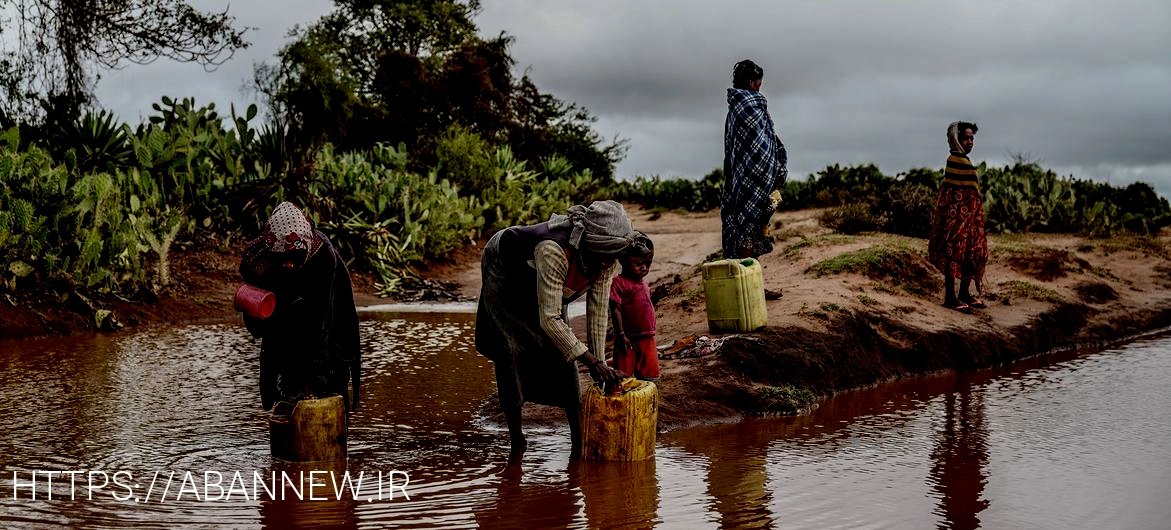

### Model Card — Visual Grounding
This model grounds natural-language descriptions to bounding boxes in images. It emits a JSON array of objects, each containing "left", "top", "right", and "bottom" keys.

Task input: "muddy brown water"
[{"left": 1, "top": 311, "right": 1169, "bottom": 529}]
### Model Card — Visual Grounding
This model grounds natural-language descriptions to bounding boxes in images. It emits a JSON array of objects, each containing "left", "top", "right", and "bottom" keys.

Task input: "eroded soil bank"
[
  {"left": 473, "top": 206, "right": 1171, "bottom": 429},
  {"left": 650, "top": 302, "right": 1171, "bottom": 428}
]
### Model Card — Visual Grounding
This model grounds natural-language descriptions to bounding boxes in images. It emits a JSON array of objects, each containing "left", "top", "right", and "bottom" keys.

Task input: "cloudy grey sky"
[{"left": 95, "top": 0, "right": 1171, "bottom": 194}]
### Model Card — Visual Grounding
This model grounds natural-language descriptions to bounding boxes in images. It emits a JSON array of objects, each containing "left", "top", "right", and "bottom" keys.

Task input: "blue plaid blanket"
[{"left": 722, "top": 87, "right": 787, "bottom": 257}]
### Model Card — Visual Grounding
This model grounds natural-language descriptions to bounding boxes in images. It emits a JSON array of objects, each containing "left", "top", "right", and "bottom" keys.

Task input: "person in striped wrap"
[
  {"left": 928, "top": 121, "right": 989, "bottom": 313},
  {"left": 722, "top": 59, "right": 788, "bottom": 259}
]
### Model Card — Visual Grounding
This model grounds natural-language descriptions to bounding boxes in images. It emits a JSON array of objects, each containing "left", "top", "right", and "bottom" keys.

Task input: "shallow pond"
[{"left": 1, "top": 311, "right": 1168, "bottom": 528}]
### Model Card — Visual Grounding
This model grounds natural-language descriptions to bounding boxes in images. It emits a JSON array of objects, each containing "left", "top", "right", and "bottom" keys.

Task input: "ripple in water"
[{"left": 2, "top": 319, "right": 1170, "bottom": 528}]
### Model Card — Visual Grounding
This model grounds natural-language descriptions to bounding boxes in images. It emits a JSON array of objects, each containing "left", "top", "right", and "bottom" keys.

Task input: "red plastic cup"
[{"left": 234, "top": 283, "right": 276, "bottom": 320}]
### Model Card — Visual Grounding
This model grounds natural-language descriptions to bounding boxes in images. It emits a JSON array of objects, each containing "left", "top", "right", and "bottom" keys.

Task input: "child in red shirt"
[{"left": 609, "top": 232, "right": 660, "bottom": 381}]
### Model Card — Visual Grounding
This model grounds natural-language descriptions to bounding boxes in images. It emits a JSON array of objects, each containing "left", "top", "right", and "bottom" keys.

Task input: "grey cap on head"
[{"left": 549, "top": 200, "right": 635, "bottom": 254}]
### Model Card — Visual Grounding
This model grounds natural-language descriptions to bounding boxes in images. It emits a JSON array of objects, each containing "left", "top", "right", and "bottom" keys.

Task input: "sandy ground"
[{"left": 421, "top": 203, "right": 1171, "bottom": 346}]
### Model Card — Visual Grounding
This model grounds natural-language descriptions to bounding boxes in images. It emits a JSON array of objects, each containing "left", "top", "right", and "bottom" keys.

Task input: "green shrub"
[
  {"left": 757, "top": 384, "right": 816, "bottom": 413},
  {"left": 311, "top": 143, "right": 482, "bottom": 291},
  {"left": 879, "top": 182, "right": 936, "bottom": 239},
  {"left": 981, "top": 162, "right": 1171, "bottom": 237},
  {"left": 611, "top": 168, "right": 722, "bottom": 212},
  {"left": 55, "top": 110, "right": 135, "bottom": 174},
  {"left": 478, "top": 158, "right": 574, "bottom": 231},
  {"left": 0, "top": 138, "right": 181, "bottom": 293},
  {"left": 435, "top": 124, "right": 496, "bottom": 197},
  {"left": 818, "top": 203, "right": 887, "bottom": 234}
]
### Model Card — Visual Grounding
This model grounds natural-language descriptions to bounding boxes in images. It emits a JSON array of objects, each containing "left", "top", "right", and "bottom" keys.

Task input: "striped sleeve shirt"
[
  {"left": 942, "top": 152, "right": 979, "bottom": 191},
  {"left": 533, "top": 241, "right": 618, "bottom": 363}
]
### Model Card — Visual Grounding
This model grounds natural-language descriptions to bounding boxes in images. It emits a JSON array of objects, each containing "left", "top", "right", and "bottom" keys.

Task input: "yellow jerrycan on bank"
[
  {"left": 701, "top": 258, "right": 768, "bottom": 334},
  {"left": 580, "top": 378, "right": 658, "bottom": 461}
]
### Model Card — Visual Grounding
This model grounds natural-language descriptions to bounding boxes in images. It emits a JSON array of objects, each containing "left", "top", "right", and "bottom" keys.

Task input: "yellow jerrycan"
[
  {"left": 579, "top": 378, "right": 658, "bottom": 461},
  {"left": 269, "top": 395, "right": 347, "bottom": 462},
  {"left": 701, "top": 258, "right": 768, "bottom": 333}
]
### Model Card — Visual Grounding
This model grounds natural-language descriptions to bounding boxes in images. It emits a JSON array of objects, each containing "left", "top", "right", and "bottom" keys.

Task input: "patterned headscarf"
[
  {"left": 548, "top": 200, "right": 635, "bottom": 255},
  {"left": 240, "top": 202, "right": 325, "bottom": 278}
]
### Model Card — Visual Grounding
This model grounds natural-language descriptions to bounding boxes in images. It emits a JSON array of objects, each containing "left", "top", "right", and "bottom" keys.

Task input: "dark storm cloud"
[
  {"left": 475, "top": 0, "right": 1171, "bottom": 191},
  {"left": 95, "top": 0, "right": 333, "bottom": 122},
  {"left": 95, "top": 0, "right": 1171, "bottom": 194}
]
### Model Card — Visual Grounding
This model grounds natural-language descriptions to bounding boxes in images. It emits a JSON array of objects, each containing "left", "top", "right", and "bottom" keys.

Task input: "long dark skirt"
[
  {"left": 928, "top": 186, "right": 989, "bottom": 287},
  {"left": 474, "top": 231, "right": 581, "bottom": 410}
]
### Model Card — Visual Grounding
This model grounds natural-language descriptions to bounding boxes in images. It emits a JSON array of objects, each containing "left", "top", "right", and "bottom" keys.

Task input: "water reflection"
[
  {"left": 473, "top": 458, "right": 580, "bottom": 529},
  {"left": 578, "top": 458, "right": 660, "bottom": 528},
  {"left": 665, "top": 382, "right": 935, "bottom": 529},
  {"left": 928, "top": 380, "right": 990, "bottom": 530},
  {"left": 470, "top": 454, "right": 661, "bottom": 529},
  {"left": 673, "top": 427, "right": 774, "bottom": 529},
  {"left": 258, "top": 460, "right": 358, "bottom": 530},
  {"left": 665, "top": 372, "right": 1000, "bottom": 529}
]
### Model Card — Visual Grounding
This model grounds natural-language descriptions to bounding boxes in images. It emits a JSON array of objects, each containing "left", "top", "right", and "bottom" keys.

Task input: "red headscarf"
[{"left": 240, "top": 202, "right": 325, "bottom": 279}]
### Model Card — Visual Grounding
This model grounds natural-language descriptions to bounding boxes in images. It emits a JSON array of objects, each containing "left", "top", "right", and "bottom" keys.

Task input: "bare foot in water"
[{"left": 509, "top": 434, "right": 527, "bottom": 457}]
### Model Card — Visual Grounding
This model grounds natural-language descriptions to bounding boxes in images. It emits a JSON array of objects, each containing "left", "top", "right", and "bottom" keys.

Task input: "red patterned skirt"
[{"left": 928, "top": 186, "right": 989, "bottom": 286}]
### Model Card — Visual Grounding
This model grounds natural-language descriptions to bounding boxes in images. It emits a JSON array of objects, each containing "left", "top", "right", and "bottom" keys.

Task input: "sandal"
[
  {"left": 943, "top": 301, "right": 973, "bottom": 314},
  {"left": 959, "top": 297, "right": 987, "bottom": 309}
]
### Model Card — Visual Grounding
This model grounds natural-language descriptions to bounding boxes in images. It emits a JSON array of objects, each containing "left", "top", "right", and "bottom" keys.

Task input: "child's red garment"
[
  {"left": 610, "top": 275, "right": 660, "bottom": 379},
  {"left": 614, "top": 336, "right": 660, "bottom": 380}
]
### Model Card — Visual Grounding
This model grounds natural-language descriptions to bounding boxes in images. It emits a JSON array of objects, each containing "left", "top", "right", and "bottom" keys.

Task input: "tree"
[
  {"left": 508, "top": 75, "right": 628, "bottom": 182},
  {"left": 1, "top": 0, "right": 250, "bottom": 121},
  {"left": 312, "top": 0, "right": 481, "bottom": 95},
  {"left": 254, "top": 29, "right": 360, "bottom": 161},
  {"left": 256, "top": 0, "right": 626, "bottom": 180},
  {"left": 437, "top": 36, "right": 514, "bottom": 138},
  {"left": 367, "top": 48, "right": 440, "bottom": 149}
]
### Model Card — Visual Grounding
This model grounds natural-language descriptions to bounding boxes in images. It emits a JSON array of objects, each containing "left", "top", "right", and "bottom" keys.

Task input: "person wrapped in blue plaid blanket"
[{"left": 722, "top": 59, "right": 788, "bottom": 259}]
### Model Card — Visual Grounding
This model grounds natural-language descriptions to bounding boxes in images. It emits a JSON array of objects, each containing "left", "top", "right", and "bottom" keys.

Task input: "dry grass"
[
  {"left": 781, "top": 233, "right": 857, "bottom": 257},
  {"left": 1002, "top": 248, "right": 1090, "bottom": 281},
  {"left": 999, "top": 279, "right": 1061, "bottom": 303},
  {"left": 807, "top": 244, "right": 941, "bottom": 297},
  {"left": 1097, "top": 235, "right": 1170, "bottom": 260}
]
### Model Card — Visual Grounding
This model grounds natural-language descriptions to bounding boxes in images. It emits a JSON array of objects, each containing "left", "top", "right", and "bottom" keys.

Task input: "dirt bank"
[{"left": 5, "top": 205, "right": 1170, "bottom": 433}]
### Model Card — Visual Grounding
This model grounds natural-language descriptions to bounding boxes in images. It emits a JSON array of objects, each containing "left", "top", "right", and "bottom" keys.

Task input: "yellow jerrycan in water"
[
  {"left": 702, "top": 258, "right": 768, "bottom": 334},
  {"left": 579, "top": 378, "right": 658, "bottom": 461},
  {"left": 269, "top": 395, "right": 347, "bottom": 462}
]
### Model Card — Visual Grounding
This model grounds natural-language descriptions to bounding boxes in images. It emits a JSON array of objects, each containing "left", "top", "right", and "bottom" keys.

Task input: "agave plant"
[
  {"left": 539, "top": 154, "right": 574, "bottom": 180},
  {"left": 57, "top": 111, "right": 135, "bottom": 173},
  {"left": 493, "top": 144, "right": 527, "bottom": 175}
]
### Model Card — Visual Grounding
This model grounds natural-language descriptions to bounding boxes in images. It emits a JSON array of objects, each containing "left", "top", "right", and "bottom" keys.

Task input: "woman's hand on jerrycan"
[
  {"left": 591, "top": 361, "right": 626, "bottom": 393},
  {"left": 580, "top": 351, "right": 625, "bottom": 387}
]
